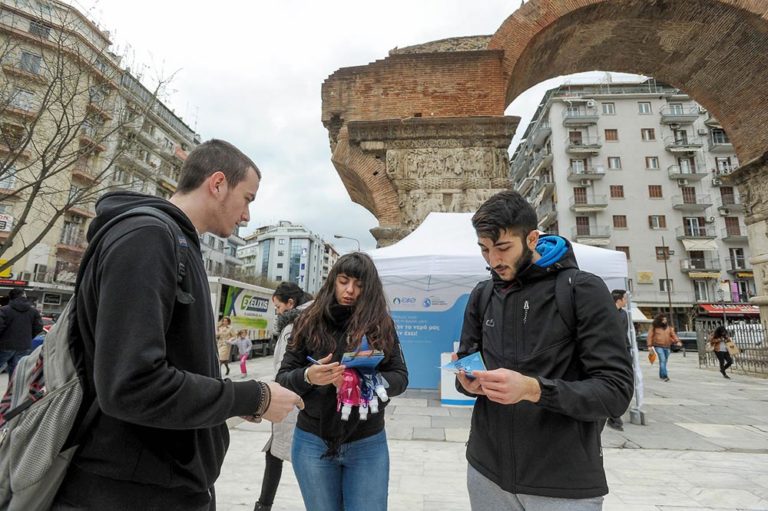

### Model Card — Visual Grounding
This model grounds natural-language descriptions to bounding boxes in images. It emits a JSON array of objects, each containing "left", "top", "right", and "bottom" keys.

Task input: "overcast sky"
[{"left": 72, "top": 0, "right": 641, "bottom": 253}]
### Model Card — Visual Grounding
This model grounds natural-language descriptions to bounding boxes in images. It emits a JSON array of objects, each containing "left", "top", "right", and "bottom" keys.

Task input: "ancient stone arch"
[{"left": 322, "top": 0, "right": 768, "bottom": 316}]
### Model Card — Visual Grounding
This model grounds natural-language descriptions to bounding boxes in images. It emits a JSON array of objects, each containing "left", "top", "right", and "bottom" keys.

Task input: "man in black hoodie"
[
  {"left": 53, "top": 139, "right": 302, "bottom": 510},
  {"left": 456, "top": 191, "right": 633, "bottom": 510},
  {"left": 0, "top": 288, "right": 43, "bottom": 376}
]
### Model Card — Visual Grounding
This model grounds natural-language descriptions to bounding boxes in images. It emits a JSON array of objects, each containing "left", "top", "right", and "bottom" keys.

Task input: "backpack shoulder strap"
[
  {"left": 555, "top": 268, "right": 579, "bottom": 335},
  {"left": 478, "top": 279, "right": 494, "bottom": 318}
]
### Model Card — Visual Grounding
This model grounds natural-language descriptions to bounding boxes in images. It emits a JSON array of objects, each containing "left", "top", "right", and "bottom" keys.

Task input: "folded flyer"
[
  {"left": 441, "top": 352, "right": 486, "bottom": 378},
  {"left": 341, "top": 349, "right": 385, "bottom": 369}
]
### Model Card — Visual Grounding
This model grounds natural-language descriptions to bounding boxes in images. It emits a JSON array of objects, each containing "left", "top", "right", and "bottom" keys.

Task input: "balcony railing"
[
  {"left": 569, "top": 195, "right": 608, "bottom": 211},
  {"left": 721, "top": 227, "right": 748, "bottom": 242},
  {"left": 664, "top": 136, "right": 703, "bottom": 151},
  {"left": 667, "top": 165, "right": 706, "bottom": 181},
  {"left": 566, "top": 166, "right": 605, "bottom": 182},
  {"left": 725, "top": 258, "right": 751, "bottom": 273},
  {"left": 659, "top": 105, "right": 700, "bottom": 124},
  {"left": 562, "top": 108, "right": 599, "bottom": 126},
  {"left": 671, "top": 194, "right": 712, "bottom": 211},
  {"left": 708, "top": 138, "right": 733, "bottom": 153},
  {"left": 529, "top": 150, "right": 553, "bottom": 177},
  {"left": 571, "top": 225, "right": 611, "bottom": 238},
  {"left": 716, "top": 196, "right": 744, "bottom": 213},
  {"left": 675, "top": 225, "right": 717, "bottom": 239},
  {"left": 530, "top": 121, "right": 551, "bottom": 147},
  {"left": 680, "top": 258, "right": 721, "bottom": 272},
  {"left": 565, "top": 136, "right": 602, "bottom": 154}
]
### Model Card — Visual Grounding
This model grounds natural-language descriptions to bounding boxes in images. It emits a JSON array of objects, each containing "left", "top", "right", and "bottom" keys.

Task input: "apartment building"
[
  {"left": 510, "top": 79, "right": 755, "bottom": 327},
  {"left": 238, "top": 221, "right": 339, "bottom": 295},
  {"left": 0, "top": 0, "right": 209, "bottom": 316}
]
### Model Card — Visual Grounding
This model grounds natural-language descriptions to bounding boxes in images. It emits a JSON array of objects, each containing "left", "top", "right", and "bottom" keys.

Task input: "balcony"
[
  {"left": 56, "top": 237, "right": 87, "bottom": 256},
  {"left": 659, "top": 105, "right": 700, "bottom": 124},
  {"left": 118, "top": 151, "right": 154, "bottom": 177},
  {"left": 566, "top": 165, "right": 605, "bottom": 182},
  {"left": 667, "top": 165, "right": 706, "bottom": 181},
  {"left": 157, "top": 169, "right": 178, "bottom": 192},
  {"left": 1, "top": 63, "right": 48, "bottom": 84},
  {"left": 531, "top": 179, "right": 555, "bottom": 205},
  {"left": 716, "top": 196, "right": 745, "bottom": 214},
  {"left": 571, "top": 225, "right": 611, "bottom": 245},
  {"left": 517, "top": 176, "right": 537, "bottom": 196},
  {"left": 675, "top": 225, "right": 716, "bottom": 240},
  {"left": 67, "top": 204, "right": 96, "bottom": 218},
  {"left": 79, "top": 128, "right": 106, "bottom": 153},
  {"left": 71, "top": 165, "right": 98, "bottom": 184},
  {"left": 664, "top": 136, "right": 703, "bottom": 152},
  {"left": 721, "top": 227, "right": 748, "bottom": 243},
  {"left": 569, "top": 194, "right": 608, "bottom": 212},
  {"left": 708, "top": 138, "right": 733, "bottom": 153},
  {"left": 528, "top": 151, "right": 553, "bottom": 177},
  {"left": 138, "top": 128, "right": 159, "bottom": 148},
  {"left": 530, "top": 121, "right": 551, "bottom": 147},
  {"left": 86, "top": 101, "right": 113, "bottom": 121},
  {"left": 536, "top": 201, "right": 557, "bottom": 228},
  {"left": 680, "top": 257, "right": 721, "bottom": 273},
  {"left": 671, "top": 194, "right": 712, "bottom": 212},
  {"left": 565, "top": 136, "right": 602, "bottom": 155},
  {"left": 562, "top": 107, "right": 599, "bottom": 126},
  {"left": 725, "top": 258, "right": 751, "bottom": 274}
]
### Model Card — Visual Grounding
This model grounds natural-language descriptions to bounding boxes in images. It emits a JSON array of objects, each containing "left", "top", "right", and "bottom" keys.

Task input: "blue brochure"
[
  {"left": 441, "top": 352, "right": 486, "bottom": 378},
  {"left": 341, "top": 349, "right": 385, "bottom": 369}
]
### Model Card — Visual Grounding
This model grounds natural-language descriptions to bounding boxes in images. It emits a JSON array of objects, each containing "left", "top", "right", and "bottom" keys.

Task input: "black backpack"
[{"left": 0, "top": 206, "right": 193, "bottom": 511}]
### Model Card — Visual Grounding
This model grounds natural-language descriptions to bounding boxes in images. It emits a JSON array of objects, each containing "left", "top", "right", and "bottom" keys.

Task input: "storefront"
[{"left": 699, "top": 303, "right": 761, "bottom": 322}]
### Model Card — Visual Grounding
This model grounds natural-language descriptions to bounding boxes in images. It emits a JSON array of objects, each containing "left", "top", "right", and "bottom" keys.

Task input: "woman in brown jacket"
[
  {"left": 647, "top": 313, "right": 681, "bottom": 381},
  {"left": 216, "top": 316, "right": 234, "bottom": 375}
]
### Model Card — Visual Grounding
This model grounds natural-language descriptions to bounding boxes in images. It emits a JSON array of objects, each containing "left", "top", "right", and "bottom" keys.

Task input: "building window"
[
  {"left": 711, "top": 128, "right": 729, "bottom": 144},
  {"left": 693, "top": 280, "right": 709, "bottom": 302},
  {"left": 655, "top": 246, "right": 670, "bottom": 260},
  {"left": 277, "top": 251, "right": 284, "bottom": 257},
  {"left": 715, "top": 157, "right": 735, "bottom": 174},
  {"left": 615, "top": 246, "right": 630, "bottom": 260},
  {"left": 278, "top": 239, "right": 286, "bottom": 245},
  {"left": 9, "top": 88, "right": 35, "bottom": 111},
  {"left": 275, "top": 275, "right": 283, "bottom": 281},
  {"left": 659, "top": 279, "right": 674, "bottom": 293},
  {"left": 610, "top": 185, "right": 624, "bottom": 198},
  {"left": 604, "top": 129, "right": 618, "bottom": 141},
  {"left": 570, "top": 159, "right": 586, "bottom": 173},
  {"left": 645, "top": 156, "right": 659, "bottom": 169},
  {"left": 28, "top": 20, "right": 51, "bottom": 38},
  {"left": 573, "top": 187, "right": 587, "bottom": 204},
  {"left": 276, "top": 263, "right": 283, "bottom": 269},
  {"left": 648, "top": 215, "right": 666, "bottom": 229},
  {"left": 613, "top": 215, "right": 627, "bottom": 228},
  {"left": 602, "top": 102, "right": 615, "bottom": 115},
  {"left": 0, "top": 166, "right": 16, "bottom": 189},
  {"left": 648, "top": 185, "right": 663, "bottom": 198},
  {"left": 627, "top": 278, "right": 634, "bottom": 292},
  {"left": 638, "top": 102, "right": 652, "bottom": 114},
  {"left": 641, "top": 128, "right": 656, "bottom": 141},
  {"left": 729, "top": 247, "right": 745, "bottom": 270},
  {"left": 607, "top": 157, "right": 622, "bottom": 169},
  {"left": 724, "top": 216, "right": 741, "bottom": 236},
  {"left": 20, "top": 51, "right": 42, "bottom": 75}
]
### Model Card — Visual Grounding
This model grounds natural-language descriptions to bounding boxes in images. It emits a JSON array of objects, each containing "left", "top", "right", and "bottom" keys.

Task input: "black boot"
[
  {"left": 254, "top": 502, "right": 272, "bottom": 511},
  {"left": 721, "top": 369, "right": 730, "bottom": 379}
]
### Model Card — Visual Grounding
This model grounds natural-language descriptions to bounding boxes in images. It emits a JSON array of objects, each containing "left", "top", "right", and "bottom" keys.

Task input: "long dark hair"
[
  {"left": 289, "top": 252, "right": 396, "bottom": 354},
  {"left": 712, "top": 325, "right": 728, "bottom": 339},
  {"left": 272, "top": 281, "right": 312, "bottom": 309},
  {"left": 652, "top": 313, "right": 669, "bottom": 330}
]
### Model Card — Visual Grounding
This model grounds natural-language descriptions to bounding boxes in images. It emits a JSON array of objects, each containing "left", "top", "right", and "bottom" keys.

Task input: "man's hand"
[
  {"left": 306, "top": 353, "right": 346, "bottom": 387},
  {"left": 262, "top": 382, "right": 304, "bottom": 423},
  {"left": 456, "top": 370, "right": 486, "bottom": 395},
  {"left": 473, "top": 368, "right": 541, "bottom": 405}
]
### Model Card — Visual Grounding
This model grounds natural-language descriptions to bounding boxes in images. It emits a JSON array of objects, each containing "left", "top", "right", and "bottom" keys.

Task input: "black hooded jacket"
[
  {"left": 457, "top": 239, "right": 633, "bottom": 499},
  {"left": 71, "top": 192, "right": 264, "bottom": 492},
  {"left": 0, "top": 297, "right": 43, "bottom": 351}
]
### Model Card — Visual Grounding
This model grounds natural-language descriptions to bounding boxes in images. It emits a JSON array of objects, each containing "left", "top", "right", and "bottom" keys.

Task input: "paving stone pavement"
[{"left": 4, "top": 349, "right": 767, "bottom": 510}]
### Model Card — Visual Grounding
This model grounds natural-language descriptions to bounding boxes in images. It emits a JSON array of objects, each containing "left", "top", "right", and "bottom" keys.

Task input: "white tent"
[{"left": 369, "top": 212, "right": 631, "bottom": 390}]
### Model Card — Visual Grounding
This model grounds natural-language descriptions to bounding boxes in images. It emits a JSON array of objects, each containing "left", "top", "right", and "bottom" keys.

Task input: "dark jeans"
[
  {"left": 715, "top": 351, "right": 733, "bottom": 373},
  {"left": 257, "top": 450, "right": 284, "bottom": 506},
  {"left": 0, "top": 349, "right": 27, "bottom": 377},
  {"left": 52, "top": 464, "right": 216, "bottom": 511}
]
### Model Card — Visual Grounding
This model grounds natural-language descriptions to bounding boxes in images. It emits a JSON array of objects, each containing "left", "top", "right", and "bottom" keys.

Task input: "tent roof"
[{"left": 369, "top": 212, "right": 627, "bottom": 281}]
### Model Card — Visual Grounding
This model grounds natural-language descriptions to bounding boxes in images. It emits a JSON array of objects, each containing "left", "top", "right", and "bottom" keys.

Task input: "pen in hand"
[{"left": 306, "top": 355, "right": 322, "bottom": 365}]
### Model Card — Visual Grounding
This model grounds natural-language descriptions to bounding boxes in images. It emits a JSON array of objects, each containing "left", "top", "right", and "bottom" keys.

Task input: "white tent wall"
[{"left": 369, "top": 212, "right": 631, "bottom": 390}]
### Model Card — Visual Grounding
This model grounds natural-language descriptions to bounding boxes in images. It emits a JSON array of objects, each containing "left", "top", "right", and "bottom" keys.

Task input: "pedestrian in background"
[
  {"left": 607, "top": 289, "right": 632, "bottom": 431},
  {"left": 254, "top": 282, "right": 313, "bottom": 511},
  {"left": 217, "top": 316, "right": 235, "bottom": 376},
  {"left": 709, "top": 325, "right": 734, "bottom": 379},
  {"left": 276, "top": 252, "right": 409, "bottom": 511},
  {"left": 229, "top": 329, "right": 253, "bottom": 378},
  {"left": 0, "top": 288, "right": 43, "bottom": 377},
  {"left": 647, "top": 313, "right": 682, "bottom": 382}
]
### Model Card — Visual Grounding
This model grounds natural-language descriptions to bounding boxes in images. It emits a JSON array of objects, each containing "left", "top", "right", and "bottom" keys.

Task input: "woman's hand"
[{"left": 306, "top": 353, "right": 346, "bottom": 387}]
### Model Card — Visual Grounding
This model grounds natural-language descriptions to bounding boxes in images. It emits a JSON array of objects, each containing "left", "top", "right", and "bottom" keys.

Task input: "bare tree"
[{"left": 0, "top": 3, "right": 172, "bottom": 277}]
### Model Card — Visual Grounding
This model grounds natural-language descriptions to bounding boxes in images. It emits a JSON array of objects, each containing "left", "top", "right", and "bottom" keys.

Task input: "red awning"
[{"left": 700, "top": 304, "right": 760, "bottom": 316}]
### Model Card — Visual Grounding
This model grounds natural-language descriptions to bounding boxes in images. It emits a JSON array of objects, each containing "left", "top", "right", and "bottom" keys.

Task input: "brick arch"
[{"left": 490, "top": 0, "right": 768, "bottom": 162}]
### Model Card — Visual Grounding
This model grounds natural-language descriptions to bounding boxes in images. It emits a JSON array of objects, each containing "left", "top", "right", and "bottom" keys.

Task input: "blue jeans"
[
  {"left": 292, "top": 427, "right": 389, "bottom": 511},
  {"left": 0, "top": 349, "right": 26, "bottom": 377},
  {"left": 655, "top": 347, "right": 670, "bottom": 379}
]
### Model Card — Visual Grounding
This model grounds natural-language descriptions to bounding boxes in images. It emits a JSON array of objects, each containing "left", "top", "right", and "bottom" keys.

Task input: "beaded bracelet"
[{"left": 253, "top": 381, "right": 272, "bottom": 419}]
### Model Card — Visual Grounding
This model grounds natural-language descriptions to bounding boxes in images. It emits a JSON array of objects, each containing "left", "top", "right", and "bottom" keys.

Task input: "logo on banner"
[
  {"left": 423, "top": 298, "right": 432, "bottom": 308},
  {"left": 393, "top": 296, "right": 416, "bottom": 306},
  {"left": 240, "top": 294, "right": 269, "bottom": 314}
]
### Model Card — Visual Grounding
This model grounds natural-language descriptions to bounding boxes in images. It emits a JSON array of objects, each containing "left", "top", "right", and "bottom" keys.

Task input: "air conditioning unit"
[
  {"left": 712, "top": 177, "right": 722, "bottom": 186},
  {"left": 678, "top": 179, "right": 689, "bottom": 186},
  {"left": 705, "top": 216, "right": 715, "bottom": 224},
  {"left": 697, "top": 128, "right": 709, "bottom": 135},
  {"left": 586, "top": 99, "right": 596, "bottom": 108},
  {"left": 699, "top": 107, "right": 708, "bottom": 114},
  {"left": 579, "top": 179, "right": 592, "bottom": 186},
  {"left": 719, "top": 208, "right": 730, "bottom": 216}
]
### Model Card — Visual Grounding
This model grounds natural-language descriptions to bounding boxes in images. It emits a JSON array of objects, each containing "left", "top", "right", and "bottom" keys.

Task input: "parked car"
[{"left": 635, "top": 331, "right": 698, "bottom": 352}]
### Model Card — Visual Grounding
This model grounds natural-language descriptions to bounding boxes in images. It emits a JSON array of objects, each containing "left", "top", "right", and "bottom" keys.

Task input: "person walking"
[
  {"left": 254, "top": 282, "right": 313, "bottom": 511},
  {"left": 607, "top": 289, "right": 632, "bottom": 431},
  {"left": 647, "top": 313, "right": 682, "bottom": 382},
  {"left": 0, "top": 288, "right": 43, "bottom": 377},
  {"left": 217, "top": 316, "right": 235, "bottom": 376},
  {"left": 276, "top": 252, "right": 409, "bottom": 511},
  {"left": 229, "top": 329, "right": 253, "bottom": 378},
  {"left": 709, "top": 325, "right": 734, "bottom": 379},
  {"left": 455, "top": 190, "right": 633, "bottom": 511},
  {"left": 52, "top": 139, "right": 302, "bottom": 510}
]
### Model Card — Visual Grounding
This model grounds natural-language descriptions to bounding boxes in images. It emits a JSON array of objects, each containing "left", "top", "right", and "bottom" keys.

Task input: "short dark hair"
[
  {"left": 176, "top": 139, "right": 261, "bottom": 193},
  {"left": 272, "top": 282, "right": 312, "bottom": 307},
  {"left": 472, "top": 190, "right": 538, "bottom": 242},
  {"left": 8, "top": 289, "right": 24, "bottom": 300},
  {"left": 611, "top": 289, "right": 627, "bottom": 302}
]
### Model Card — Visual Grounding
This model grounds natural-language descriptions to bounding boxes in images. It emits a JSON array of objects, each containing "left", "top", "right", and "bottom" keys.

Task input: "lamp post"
[
  {"left": 333, "top": 234, "right": 360, "bottom": 252},
  {"left": 660, "top": 236, "right": 674, "bottom": 328},
  {"left": 716, "top": 288, "right": 728, "bottom": 327}
]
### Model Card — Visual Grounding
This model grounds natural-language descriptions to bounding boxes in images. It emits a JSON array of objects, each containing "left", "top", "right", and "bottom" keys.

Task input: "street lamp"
[
  {"left": 716, "top": 288, "right": 728, "bottom": 327},
  {"left": 333, "top": 234, "right": 360, "bottom": 252}
]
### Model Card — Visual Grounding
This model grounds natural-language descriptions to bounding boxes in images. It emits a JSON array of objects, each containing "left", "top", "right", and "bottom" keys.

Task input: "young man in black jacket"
[
  {"left": 53, "top": 140, "right": 302, "bottom": 510},
  {"left": 0, "top": 288, "right": 43, "bottom": 376},
  {"left": 456, "top": 191, "right": 633, "bottom": 510}
]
